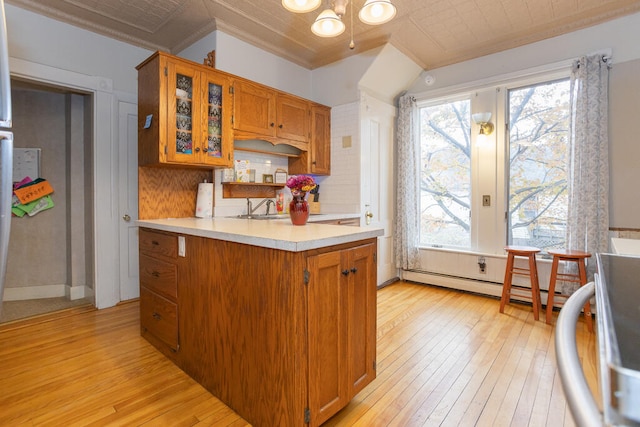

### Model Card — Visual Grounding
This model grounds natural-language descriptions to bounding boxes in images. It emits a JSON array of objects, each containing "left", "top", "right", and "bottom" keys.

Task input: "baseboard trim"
[
  {"left": 3, "top": 284, "right": 91, "bottom": 302},
  {"left": 402, "top": 270, "right": 503, "bottom": 298}
]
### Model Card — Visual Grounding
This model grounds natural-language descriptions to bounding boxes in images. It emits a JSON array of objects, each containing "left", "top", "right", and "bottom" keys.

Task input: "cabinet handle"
[
  {"left": 195, "top": 147, "right": 201, "bottom": 153},
  {"left": 203, "top": 147, "right": 208, "bottom": 153},
  {"left": 350, "top": 267, "right": 358, "bottom": 274},
  {"left": 342, "top": 269, "right": 350, "bottom": 276},
  {"left": 278, "top": 124, "right": 283, "bottom": 128},
  {"left": 270, "top": 122, "right": 275, "bottom": 127},
  {"left": 152, "top": 271, "right": 160, "bottom": 277},
  {"left": 152, "top": 312, "right": 162, "bottom": 320},
  {"left": 151, "top": 240, "right": 159, "bottom": 246}
]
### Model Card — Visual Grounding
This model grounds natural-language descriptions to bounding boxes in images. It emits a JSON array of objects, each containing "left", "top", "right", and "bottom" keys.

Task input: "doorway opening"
[{"left": 0, "top": 78, "right": 95, "bottom": 323}]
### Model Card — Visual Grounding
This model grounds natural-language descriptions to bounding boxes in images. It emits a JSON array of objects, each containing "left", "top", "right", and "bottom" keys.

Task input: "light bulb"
[{"left": 370, "top": 3, "right": 383, "bottom": 18}]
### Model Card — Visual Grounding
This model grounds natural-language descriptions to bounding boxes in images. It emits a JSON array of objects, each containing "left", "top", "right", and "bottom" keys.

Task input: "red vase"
[{"left": 289, "top": 193, "right": 309, "bottom": 225}]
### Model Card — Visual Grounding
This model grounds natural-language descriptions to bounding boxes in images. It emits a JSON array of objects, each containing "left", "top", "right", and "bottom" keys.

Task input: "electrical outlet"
[
  {"left": 482, "top": 195, "right": 491, "bottom": 206},
  {"left": 478, "top": 256, "right": 486, "bottom": 273},
  {"left": 178, "top": 236, "right": 186, "bottom": 257}
]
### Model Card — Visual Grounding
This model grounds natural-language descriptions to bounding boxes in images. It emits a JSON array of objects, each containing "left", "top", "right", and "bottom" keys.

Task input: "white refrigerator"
[{"left": 0, "top": 0, "right": 13, "bottom": 316}]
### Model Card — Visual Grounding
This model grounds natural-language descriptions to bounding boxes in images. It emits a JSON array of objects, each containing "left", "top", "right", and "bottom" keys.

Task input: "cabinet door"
[
  {"left": 232, "top": 80, "right": 276, "bottom": 136},
  {"left": 276, "top": 94, "right": 309, "bottom": 143},
  {"left": 307, "top": 250, "right": 349, "bottom": 426},
  {"left": 310, "top": 105, "right": 331, "bottom": 175},
  {"left": 166, "top": 61, "right": 203, "bottom": 164},
  {"left": 344, "top": 243, "right": 376, "bottom": 396},
  {"left": 200, "top": 72, "right": 233, "bottom": 166}
]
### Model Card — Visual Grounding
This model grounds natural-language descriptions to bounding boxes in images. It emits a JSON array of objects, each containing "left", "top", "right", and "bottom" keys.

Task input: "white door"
[
  {"left": 360, "top": 94, "right": 397, "bottom": 286},
  {"left": 118, "top": 101, "right": 139, "bottom": 300}
]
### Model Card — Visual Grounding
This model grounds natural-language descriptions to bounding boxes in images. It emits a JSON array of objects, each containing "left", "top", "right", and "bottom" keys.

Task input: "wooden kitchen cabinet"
[
  {"left": 138, "top": 229, "right": 377, "bottom": 426},
  {"left": 139, "top": 228, "right": 179, "bottom": 356},
  {"left": 232, "top": 79, "right": 310, "bottom": 146},
  {"left": 290, "top": 103, "right": 331, "bottom": 176},
  {"left": 137, "top": 51, "right": 233, "bottom": 167},
  {"left": 307, "top": 243, "right": 376, "bottom": 426}
]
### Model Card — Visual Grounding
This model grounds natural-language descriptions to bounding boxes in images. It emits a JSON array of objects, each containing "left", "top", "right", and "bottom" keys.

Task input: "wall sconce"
[{"left": 472, "top": 112, "right": 494, "bottom": 136}]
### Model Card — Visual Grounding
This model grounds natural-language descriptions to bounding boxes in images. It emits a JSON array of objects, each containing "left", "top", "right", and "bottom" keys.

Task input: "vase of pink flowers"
[{"left": 285, "top": 175, "right": 316, "bottom": 225}]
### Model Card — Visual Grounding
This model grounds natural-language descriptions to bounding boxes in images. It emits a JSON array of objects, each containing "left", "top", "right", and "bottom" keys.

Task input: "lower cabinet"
[
  {"left": 139, "top": 229, "right": 179, "bottom": 355},
  {"left": 138, "top": 228, "right": 377, "bottom": 426},
  {"left": 307, "top": 243, "right": 377, "bottom": 426}
]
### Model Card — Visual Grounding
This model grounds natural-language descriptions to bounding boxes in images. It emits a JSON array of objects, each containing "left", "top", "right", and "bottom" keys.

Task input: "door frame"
[
  {"left": 10, "top": 56, "right": 126, "bottom": 309},
  {"left": 359, "top": 91, "right": 398, "bottom": 285}
]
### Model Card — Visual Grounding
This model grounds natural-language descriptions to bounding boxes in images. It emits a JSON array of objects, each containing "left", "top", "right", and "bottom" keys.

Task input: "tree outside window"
[
  {"left": 419, "top": 99, "right": 471, "bottom": 248},
  {"left": 418, "top": 78, "right": 570, "bottom": 251},
  {"left": 508, "top": 79, "right": 570, "bottom": 250}
]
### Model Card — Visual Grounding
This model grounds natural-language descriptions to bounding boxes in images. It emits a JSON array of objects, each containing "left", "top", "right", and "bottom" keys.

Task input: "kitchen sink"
[{"left": 232, "top": 214, "right": 287, "bottom": 220}]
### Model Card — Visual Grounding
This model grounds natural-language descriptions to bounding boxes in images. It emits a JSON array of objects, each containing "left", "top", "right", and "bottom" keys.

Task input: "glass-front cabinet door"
[
  {"left": 202, "top": 74, "right": 232, "bottom": 166},
  {"left": 166, "top": 61, "right": 232, "bottom": 167}
]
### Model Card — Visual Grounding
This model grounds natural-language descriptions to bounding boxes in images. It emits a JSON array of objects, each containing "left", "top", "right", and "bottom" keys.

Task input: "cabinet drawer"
[
  {"left": 139, "top": 229, "right": 177, "bottom": 259},
  {"left": 140, "top": 254, "right": 177, "bottom": 300},
  {"left": 140, "top": 287, "right": 178, "bottom": 351}
]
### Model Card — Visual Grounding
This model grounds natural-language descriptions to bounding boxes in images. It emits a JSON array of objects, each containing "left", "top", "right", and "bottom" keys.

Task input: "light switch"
[
  {"left": 342, "top": 136, "right": 352, "bottom": 148},
  {"left": 482, "top": 195, "right": 491, "bottom": 206},
  {"left": 178, "top": 236, "right": 185, "bottom": 257}
]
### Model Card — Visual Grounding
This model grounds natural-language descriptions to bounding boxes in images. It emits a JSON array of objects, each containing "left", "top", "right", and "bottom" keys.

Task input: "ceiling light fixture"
[
  {"left": 359, "top": 0, "right": 397, "bottom": 25},
  {"left": 282, "top": 0, "right": 322, "bottom": 13},
  {"left": 311, "top": 8, "right": 345, "bottom": 37},
  {"left": 283, "top": 0, "right": 396, "bottom": 45}
]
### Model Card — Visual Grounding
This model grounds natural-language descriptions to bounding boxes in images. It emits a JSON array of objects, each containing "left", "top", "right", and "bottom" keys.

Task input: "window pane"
[
  {"left": 419, "top": 100, "right": 471, "bottom": 248},
  {"left": 508, "top": 80, "right": 570, "bottom": 250}
]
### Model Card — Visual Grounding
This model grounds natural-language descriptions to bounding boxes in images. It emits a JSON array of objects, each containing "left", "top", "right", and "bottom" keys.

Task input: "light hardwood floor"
[{"left": 0, "top": 281, "right": 597, "bottom": 426}]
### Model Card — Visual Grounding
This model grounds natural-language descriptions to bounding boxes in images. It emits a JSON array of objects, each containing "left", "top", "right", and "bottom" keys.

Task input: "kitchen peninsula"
[{"left": 137, "top": 217, "right": 383, "bottom": 426}]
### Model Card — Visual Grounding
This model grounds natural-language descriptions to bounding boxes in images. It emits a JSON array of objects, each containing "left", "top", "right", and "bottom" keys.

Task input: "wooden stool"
[
  {"left": 500, "top": 246, "right": 542, "bottom": 320},
  {"left": 546, "top": 249, "right": 593, "bottom": 332}
]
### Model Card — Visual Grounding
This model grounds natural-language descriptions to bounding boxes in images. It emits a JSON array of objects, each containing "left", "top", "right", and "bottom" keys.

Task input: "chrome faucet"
[
  {"left": 265, "top": 200, "right": 276, "bottom": 215},
  {"left": 246, "top": 198, "right": 275, "bottom": 217}
]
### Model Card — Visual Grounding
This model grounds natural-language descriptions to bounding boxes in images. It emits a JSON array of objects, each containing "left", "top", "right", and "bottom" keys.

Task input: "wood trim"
[
  {"left": 221, "top": 182, "right": 284, "bottom": 198},
  {"left": 609, "top": 227, "right": 640, "bottom": 232}
]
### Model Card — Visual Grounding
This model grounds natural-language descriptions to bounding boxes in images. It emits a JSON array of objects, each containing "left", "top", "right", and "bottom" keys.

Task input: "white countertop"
[
  {"left": 137, "top": 216, "right": 383, "bottom": 252},
  {"left": 610, "top": 237, "right": 640, "bottom": 256}
]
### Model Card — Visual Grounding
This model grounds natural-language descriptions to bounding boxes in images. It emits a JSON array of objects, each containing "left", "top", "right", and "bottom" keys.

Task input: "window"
[
  {"left": 418, "top": 99, "right": 471, "bottom": 248},
  {"left": 507, "top": 79, "right": 570, "bottom": 250},
  {"left": 417, "top": 72, "right": 571, "bottom": 253}
]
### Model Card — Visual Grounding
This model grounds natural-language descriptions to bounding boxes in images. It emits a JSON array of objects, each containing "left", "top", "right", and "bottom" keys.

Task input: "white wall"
[
  {"left": 179, "top": 31, "right": 313, "bottom": 100},
  {"left": 311, "top": 47, "right": 379, "bottom": 107},
  {"left": 359, "top": 44, "right": 422, "bottom": 105},
  {"left": 6, "top": 4, "right": 151, "bottom": 96}
]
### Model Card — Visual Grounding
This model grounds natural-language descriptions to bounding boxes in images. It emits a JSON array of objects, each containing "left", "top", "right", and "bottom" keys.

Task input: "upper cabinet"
[
  {"left": 137, "top": 51, "right": 331, "bottom": 175},
  {"left": 310, "top": 104, "right": 331, "bottom": 175},
  {"left": 232, "top": 80, "right": 310, "bottom": 149},
  {"left": 289, "top": 103, "right": 331, "bottom": 176},
  {"left": 137, "top": 52, "right": 233, "bottom": 168}
]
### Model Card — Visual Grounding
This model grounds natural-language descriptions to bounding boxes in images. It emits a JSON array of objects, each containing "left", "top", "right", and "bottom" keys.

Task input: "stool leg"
[
  {"left": 578, "top": 259, "right": 594, "bottom": 333},
  {"left": 546, "top": 256, "right": 560, "bottom": 325},
  {"left": 500, "top": 253, "right": 515, "bottom": 313},
  {"left": 528, "top": 254, "right": 540, "bottom": 320}
]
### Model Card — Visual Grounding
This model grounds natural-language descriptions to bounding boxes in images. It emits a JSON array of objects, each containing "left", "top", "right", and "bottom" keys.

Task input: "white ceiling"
[{"left": 8, "top": 0, "right": 640, "bottom": 70}]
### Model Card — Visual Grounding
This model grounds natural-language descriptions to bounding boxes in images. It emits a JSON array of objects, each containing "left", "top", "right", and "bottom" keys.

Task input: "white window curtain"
[
  {"left": 394, "top": 94, "right": 421, "bottom": 270},
  {"left": 566, "top": 54, "right": 611, "bottom": 287}
]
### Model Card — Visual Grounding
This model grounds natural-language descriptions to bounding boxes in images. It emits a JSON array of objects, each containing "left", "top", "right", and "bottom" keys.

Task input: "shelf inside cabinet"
[
  {"left": 222, "top": 182, "right": 285, "bottom": 199},
  {"left": 233, "top": 139, "right": 304, "bottom": 158}
]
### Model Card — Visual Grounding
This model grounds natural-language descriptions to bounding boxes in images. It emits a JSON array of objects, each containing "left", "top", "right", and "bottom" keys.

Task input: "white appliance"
[{"left": 0, "top": 0, "right": 13, "bottom": 316}]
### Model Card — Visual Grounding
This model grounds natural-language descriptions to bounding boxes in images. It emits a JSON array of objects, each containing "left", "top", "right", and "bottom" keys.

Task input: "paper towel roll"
[{"left": 195, "top": 182, "right": 213, "bottom": 218}]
